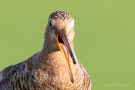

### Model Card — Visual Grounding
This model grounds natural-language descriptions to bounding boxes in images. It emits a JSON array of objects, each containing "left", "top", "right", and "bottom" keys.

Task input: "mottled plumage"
[{"left": 0, "top": 11, "right": 92, "bottom": 90}]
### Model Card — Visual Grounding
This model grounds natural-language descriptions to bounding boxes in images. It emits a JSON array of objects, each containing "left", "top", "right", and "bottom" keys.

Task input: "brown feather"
[{"left": 0, "top": 11, "right": 92, "bottom": 90}]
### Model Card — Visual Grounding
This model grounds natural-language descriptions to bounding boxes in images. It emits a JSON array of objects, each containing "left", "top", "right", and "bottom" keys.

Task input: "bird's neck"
[{"left": 36, "top": 41, "right": 76, "bottom": 69}]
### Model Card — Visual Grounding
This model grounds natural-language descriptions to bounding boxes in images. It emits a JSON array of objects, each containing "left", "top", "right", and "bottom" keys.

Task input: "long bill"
[{"left": 56, "top": 32, "right": 76, "bottom": 83}]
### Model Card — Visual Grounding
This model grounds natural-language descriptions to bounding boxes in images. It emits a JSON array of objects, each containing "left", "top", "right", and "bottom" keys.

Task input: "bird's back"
[
  {"left": 0, "top": 52, "right": 40, "bottom": 90},
  {"left": 0, "top": 61, "right": 26, "bottom": 90}
]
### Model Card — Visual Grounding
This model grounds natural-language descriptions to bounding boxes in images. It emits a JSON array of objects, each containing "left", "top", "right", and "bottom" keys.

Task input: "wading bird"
[{"left": 0, "top": 11, "right": 92, "bottom": 90}]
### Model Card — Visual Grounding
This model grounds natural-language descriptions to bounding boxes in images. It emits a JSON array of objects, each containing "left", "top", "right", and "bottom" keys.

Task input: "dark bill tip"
[
  {"left": 71, "top": 78, "right": 74, "bottom": 83},
  {"left": 69, "top": 49, "right": 76, "bottom": 64}
]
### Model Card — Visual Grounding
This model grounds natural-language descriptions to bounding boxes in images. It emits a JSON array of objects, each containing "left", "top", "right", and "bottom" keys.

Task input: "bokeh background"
[{"left": 0, "top": 0, "right": 135, "bottom": 90}]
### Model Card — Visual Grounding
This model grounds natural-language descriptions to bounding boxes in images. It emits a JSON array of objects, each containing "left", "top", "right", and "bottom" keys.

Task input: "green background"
[{"left": 0, "top": 0, "right": 135, "bottom": 90}]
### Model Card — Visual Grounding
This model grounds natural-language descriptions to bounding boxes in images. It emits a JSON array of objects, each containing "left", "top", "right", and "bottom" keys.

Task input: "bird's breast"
[{"left": 32, "top": 51, "right": 84, "bottom": 89}]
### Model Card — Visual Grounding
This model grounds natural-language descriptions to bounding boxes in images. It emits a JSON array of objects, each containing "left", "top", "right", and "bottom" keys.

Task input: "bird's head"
[{"left": 44, "top": 11, "right": 77, "bottom": 83}]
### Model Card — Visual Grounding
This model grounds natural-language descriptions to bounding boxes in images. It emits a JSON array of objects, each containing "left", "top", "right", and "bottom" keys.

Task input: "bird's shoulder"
[
  {"left": 78, "top": 62, "right": 92, "bottom": 90},
  {"left": 0, "top": 61, "right": 26, "bottom": 84},
  {"left": 0, "top": 52, "right": 39, "bottom": 85}
]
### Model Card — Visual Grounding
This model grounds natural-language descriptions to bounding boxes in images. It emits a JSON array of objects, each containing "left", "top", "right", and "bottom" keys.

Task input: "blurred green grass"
[{"left": 0, "top": 0, "right": 135, "bottom": 90}]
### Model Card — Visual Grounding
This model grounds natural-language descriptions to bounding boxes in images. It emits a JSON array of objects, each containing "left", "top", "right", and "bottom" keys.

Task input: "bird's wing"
[
  {"left": 78, "top": 62, "right": 92, "bottom": 90},
  {"left": 0, "top": 65, "right": 13, "bottom": 82},
  {"left": 0, "top": 61, "right": 26, "bottom": 89}
]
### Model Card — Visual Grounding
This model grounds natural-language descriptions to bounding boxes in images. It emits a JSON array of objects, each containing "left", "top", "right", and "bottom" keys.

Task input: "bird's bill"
[{"left": 56, "top": 33, "right": 76, "bottom": 83}]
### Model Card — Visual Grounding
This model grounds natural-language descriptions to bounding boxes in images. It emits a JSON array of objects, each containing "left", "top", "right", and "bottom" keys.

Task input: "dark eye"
[{"left": 49, "top": 20, "right": 52, "bottom": 26}]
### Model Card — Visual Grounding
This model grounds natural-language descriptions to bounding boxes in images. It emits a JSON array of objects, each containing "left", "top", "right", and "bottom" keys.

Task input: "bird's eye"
[{"left": 49, "top": 20, "right": 52, "bottom": 26}]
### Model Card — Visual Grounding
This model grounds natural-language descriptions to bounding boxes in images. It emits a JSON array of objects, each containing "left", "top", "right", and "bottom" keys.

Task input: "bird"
[{"left": 0, "top": 11, "right": 92, "bottom": 90}]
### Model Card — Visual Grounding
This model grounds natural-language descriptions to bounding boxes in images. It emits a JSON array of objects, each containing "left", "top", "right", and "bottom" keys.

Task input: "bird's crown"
[{"left": 49, "top": 11, "right": 74, "bottom": 22}]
